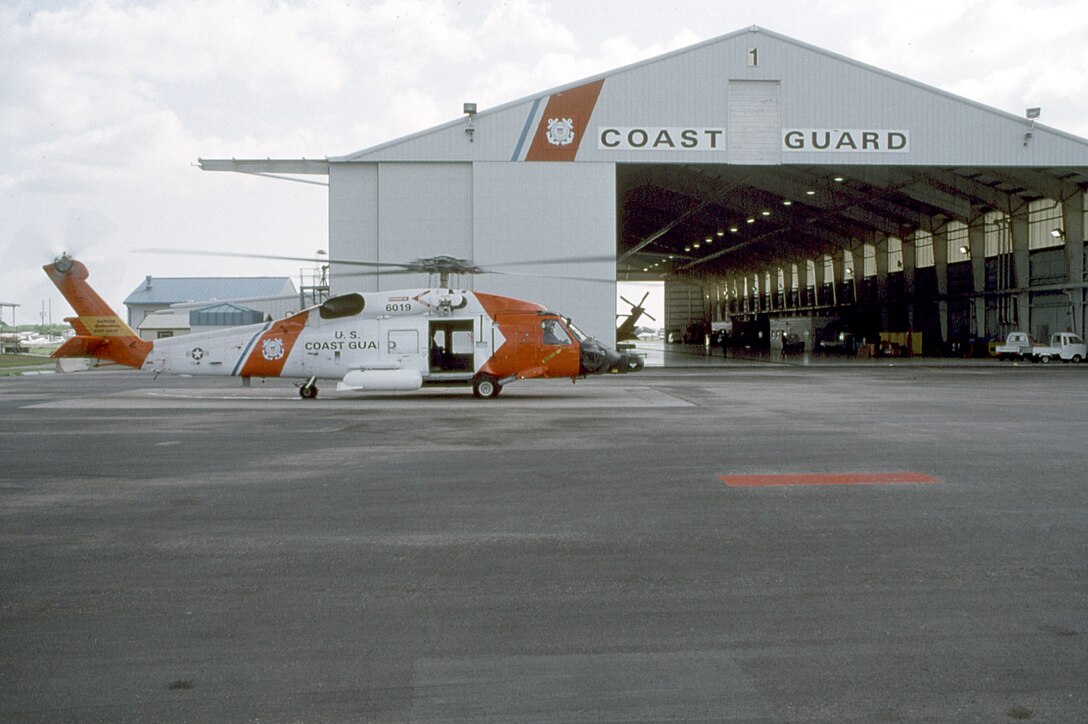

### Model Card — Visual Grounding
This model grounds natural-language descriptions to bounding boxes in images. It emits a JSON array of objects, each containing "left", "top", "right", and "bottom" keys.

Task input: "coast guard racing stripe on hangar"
[{"left": 523, "top": 79, "right": 605, "bottom": 162}]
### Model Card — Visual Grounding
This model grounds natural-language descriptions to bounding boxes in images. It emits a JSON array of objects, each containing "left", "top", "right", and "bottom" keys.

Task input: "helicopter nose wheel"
[
  {"left": 472, "top": 374, "right": 502, "bottom": 399},
  {"left": 299, "top": 377, "right": 319, "bottom": 399}
]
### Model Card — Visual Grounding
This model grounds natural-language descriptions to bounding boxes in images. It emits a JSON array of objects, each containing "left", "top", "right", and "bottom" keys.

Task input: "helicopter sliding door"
[{"left": 428, "top": 319, "right": 475, "bottom": 374}]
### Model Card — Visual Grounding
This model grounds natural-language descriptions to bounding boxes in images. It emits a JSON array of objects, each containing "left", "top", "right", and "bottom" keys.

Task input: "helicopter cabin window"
[
  {"left": 429, "top": 319, "right": 475, "bottom": 372},
  {"left": 542, "top": 319, "right": 573, "bottom": 345}
]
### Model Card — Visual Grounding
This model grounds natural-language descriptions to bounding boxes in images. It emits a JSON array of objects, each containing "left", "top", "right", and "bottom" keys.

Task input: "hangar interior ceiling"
[{"left": 616, "top": 164, "right": 1088, "bottom": 280}]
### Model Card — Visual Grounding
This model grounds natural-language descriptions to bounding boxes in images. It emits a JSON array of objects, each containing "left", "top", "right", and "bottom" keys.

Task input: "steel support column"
[
  {"left": 934, "top": 227, "right": 949, "bottom": 346},
  {"left": 968, "top": 220, "right": 987, "bottom": 338},
  {"left": 1063, "top": 194, "right": 1086, "bottom": 337}
]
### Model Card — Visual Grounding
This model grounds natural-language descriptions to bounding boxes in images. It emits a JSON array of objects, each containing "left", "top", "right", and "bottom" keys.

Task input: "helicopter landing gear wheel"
[
  {"left": 299, "top": 378, "right": 319, "bottom": 399},
  {"left": 472, "top": 374, "right": 502, "bottom": 399}
]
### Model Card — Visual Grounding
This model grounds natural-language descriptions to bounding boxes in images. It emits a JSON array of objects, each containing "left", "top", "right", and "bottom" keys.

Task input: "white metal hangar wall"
[
  {"left": 203, "top": 26, "right": 1088, "bottom": 350},
  {"left": 325, "top": 161, "right": 617, "bottom": 342}
]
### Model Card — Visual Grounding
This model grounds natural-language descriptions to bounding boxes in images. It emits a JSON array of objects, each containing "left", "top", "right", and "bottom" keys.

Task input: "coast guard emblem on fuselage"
[
  {"left": 546, "top": 118, "right": 575, "bottom": 146},
  {"left": 261, "top": 337, "right": 285, "bottom": 361}
]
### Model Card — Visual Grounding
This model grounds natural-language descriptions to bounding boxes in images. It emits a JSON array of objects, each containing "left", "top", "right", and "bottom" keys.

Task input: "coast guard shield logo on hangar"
[
  {"left": 546, "top": 118, "right": 575, "bottom": 146},
  {"left": 524, "top": 79, "right": 604, "bottom": 161}
]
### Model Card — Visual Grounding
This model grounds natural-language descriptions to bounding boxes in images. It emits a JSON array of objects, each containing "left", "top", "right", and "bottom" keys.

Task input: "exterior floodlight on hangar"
[{"left": 200, "top": 26, "right": 1088, "bottom": 351}]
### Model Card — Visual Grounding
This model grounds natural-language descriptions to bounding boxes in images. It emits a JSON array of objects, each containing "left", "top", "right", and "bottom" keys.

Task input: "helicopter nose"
[{"left": 579, "top": 339, "right": 644, "bottom": 375}]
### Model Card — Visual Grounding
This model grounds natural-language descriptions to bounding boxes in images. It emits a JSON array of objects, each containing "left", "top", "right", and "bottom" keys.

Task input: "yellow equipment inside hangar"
[{"left": 201, "top": 26, "right": 1088, "bottom": 354}]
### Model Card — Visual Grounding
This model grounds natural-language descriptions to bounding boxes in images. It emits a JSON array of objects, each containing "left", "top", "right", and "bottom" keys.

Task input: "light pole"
[{"left": 0, "top": 303, "right": 19, "bottom": 354}]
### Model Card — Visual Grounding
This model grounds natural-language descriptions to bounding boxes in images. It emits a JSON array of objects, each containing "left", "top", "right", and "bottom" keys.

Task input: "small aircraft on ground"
[{"left": 44, "top": 254, "right": 644, "bottom": 399}]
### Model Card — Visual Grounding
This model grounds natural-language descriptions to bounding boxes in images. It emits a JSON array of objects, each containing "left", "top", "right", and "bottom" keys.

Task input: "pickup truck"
[
  {"left": 994, "top": 332, "right": 1035, "bottom": 360},
  {"left": 1030, "top": 332, "right": 1086, "bottom": 363}
]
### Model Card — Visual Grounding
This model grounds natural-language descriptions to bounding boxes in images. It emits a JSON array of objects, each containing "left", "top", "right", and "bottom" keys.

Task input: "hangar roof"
[
  {"left": 124, "top": 276, "right": 296, "bottom": 306},
  {"left": 332, "top": 25, "right": 1088, "bottom": 167}
]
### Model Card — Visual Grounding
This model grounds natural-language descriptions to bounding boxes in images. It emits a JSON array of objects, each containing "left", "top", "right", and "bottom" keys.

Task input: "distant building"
[
  {"left": 124, "top": 275, "right": 298, "bottom": 340},
  {"left": 135, "top": 309, "right": 190, "bottom": 340}
]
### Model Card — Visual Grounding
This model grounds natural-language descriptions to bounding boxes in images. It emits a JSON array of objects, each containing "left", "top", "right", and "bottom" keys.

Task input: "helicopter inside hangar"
[{"left": 200, "top": 27, "right": 1088, "bottom": 353}]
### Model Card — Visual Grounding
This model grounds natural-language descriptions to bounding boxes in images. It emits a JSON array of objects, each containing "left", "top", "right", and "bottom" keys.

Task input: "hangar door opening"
[{"left": 616, "top": 161, "right": 1088, "bottom": 355}]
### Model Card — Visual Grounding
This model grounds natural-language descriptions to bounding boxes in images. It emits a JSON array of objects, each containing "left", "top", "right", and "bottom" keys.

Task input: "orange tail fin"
[{"left": 44, "top": 255, "right": 152, "bottom": 369}]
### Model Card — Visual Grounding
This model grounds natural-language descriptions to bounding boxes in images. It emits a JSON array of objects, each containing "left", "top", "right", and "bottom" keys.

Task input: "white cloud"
[
  {"left": 479, "top": 0, "right": 578, "bottom": 51},
  {"left": 840, "top": 0, "right": 1088, "bottom": 136},
  {"left": 14, "top": 0, "right": 349, "bottom": 90}
]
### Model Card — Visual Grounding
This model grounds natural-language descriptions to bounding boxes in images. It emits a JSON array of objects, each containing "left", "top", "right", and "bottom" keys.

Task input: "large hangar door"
[
  {"left": 377, "top": 163, "right": 473, "bottom": 289},
  {"left": 666, "top": 281, "right": 708, "bottom": 343},
  {"left": 727, "top": 80, "right": 781, "bottom": 164},
  {"left": 473, "top": 163, "right": 617, "bottom": 343}
]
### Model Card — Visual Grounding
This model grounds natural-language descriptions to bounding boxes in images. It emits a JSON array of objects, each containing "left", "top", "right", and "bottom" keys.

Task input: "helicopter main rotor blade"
[
  {"left": 482, "top": 269, "right": 615, "bottom": 284},
  {"left": 333, "top": 268, "right": 422, "bottom": 279},
  {"left": 481, "top": 254, "right": 617, "bottom": 269},
  {"left": 167, "top": 293, "right": 302, "bottom": 310},
  {"left": 133, "top": 248, "right": 411, "bottom": 269},
  {"left": 133, "top": 247, "right": 619, "bottom": 281}
]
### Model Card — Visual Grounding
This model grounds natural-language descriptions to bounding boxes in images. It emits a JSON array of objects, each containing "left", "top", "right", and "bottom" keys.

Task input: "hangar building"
[{"left": 202, "top": 26, "right": 1088, "bottom": 353}]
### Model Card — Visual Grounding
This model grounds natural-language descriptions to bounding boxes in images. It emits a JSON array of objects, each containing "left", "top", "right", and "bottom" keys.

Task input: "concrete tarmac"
[{"left": 1, "top": 364, "right": 1086, "bottom": 721}]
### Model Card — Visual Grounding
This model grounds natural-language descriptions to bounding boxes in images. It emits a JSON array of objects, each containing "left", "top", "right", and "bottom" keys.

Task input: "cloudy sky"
[{"left": 2, "top": 0, "right": 1086, "bottom": 326}]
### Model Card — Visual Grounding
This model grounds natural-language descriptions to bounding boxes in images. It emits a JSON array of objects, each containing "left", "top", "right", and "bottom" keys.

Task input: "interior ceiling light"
[
  {"left": 730, "top": 226, "right": 739, "bottom": 233},
  {"left": 833, "top": 176, "right": 845, "bottom": 182},
  {"left": 693, "top": 242, "right": 701, "bottom": 248},
  {"left": 782, "top": 199, "right": 793, "bottom": 206},
  {"left": 716, "top": 229, "right": 725, "bottom": 236},
  {"left": 746, "top": 217, "right": 756, "bottom": 224},
  {"left": 684, "top": 245, "right": 691, "bottom": 252},
  {"left": 761, "top": 210, "right": 771, "bottom": 216},
  {"left": 805, "top": 190, "right": 816, "bottom": 196}
]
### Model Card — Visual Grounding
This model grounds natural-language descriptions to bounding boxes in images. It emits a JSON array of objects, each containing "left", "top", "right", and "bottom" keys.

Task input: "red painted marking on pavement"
[{"left": 721, "top": 472, "right": 941, "bottom": 487}]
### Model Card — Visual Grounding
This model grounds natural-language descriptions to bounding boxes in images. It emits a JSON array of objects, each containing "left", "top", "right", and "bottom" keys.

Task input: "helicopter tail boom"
[{"left": 44, "top": 255, "right": 152, "bottom": 369}]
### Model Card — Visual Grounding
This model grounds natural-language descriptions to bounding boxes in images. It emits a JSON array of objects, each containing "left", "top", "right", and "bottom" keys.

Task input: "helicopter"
[
  {"left": 44, "top": 253, "right": 644, "bottom": 399},
  {"left": 616, "top": 291, "right": 657, "bottom": 343}
]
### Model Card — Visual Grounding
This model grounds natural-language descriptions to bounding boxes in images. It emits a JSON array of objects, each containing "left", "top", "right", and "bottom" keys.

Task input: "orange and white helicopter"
[{"left": 44, "top": 253, "right": 644, "bottom": 399}]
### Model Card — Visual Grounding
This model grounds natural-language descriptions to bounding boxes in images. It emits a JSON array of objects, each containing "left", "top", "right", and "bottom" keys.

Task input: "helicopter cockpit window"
[
  {"left": 542, "top": 319, "right": 573, "bottom": 346},
  {"left": 564, "top": 319, "right": 587, "bottom": 342},
  {"left": 319, "top": 293, "right": 366, "bottom": 319}
]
